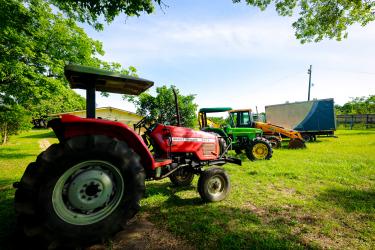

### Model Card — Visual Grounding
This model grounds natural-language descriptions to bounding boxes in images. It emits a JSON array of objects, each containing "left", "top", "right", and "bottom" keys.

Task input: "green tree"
[
  {"left": 50, "top": 0, "right": 375, "bottom": 42},
  {"left": 0, "top": 104, "right": 32, "bottom": 144},
  {"left": 0, "top": 0, "right": 136, "bottom": 141},
  {"left": 50, "top": 0, "right": 160, "bottom": 30},
  {"left": 125, "top": 85, "right": 198, "bottom": 128},
  {"left": 236, "top": 0, "right": 375, "bottom": 43},
  {"left": 335, "top": 95, "right": 375, "bottom": 114}
]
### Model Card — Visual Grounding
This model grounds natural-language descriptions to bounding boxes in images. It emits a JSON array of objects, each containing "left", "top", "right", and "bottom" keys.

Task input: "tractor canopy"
[
  {"left": 65, "top": 64, "right": 154, "bottom": 95},
  {"left": 229, "top": 108, "right": 252, "bottom": 113},
  {"left": 64, "top": 64, "right": 154, "bottom": 118},
  {"left": 199, "top": 107, "right": 232, "bottom": 113},
  {"left": 198, "top": 107, "right": 232, "bottom": 129}
]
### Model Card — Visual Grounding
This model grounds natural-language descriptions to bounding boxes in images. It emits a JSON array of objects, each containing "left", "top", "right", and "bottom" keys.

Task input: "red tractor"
[{"left": 14, "top": 65, "right": 241, "bottom": 247}]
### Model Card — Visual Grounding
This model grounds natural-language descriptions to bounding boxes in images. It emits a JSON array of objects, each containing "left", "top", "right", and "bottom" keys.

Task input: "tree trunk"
[{"left": 1, "top": 122, "right": 7, "bottom": 145}]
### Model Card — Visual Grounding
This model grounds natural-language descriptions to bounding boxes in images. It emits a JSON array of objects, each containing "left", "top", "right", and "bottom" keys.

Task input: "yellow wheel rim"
[{"left": 252, "top": 143, "right": 268, "bottom": 159}]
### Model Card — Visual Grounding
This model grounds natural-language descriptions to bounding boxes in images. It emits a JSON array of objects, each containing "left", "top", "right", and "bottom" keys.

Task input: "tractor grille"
[{"left": 202, "top": 143, "right": 216, "bottom": 156}]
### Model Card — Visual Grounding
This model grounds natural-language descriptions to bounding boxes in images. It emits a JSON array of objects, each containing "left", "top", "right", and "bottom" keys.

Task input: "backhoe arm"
[{"left": 254, "top": 122, "right": 303, "bottom": 140}]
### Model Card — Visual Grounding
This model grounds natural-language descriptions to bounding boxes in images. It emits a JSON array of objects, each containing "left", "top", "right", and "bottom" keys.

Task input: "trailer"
[{"left": 265, "top": 98, "right": 336, "bottom": 141}]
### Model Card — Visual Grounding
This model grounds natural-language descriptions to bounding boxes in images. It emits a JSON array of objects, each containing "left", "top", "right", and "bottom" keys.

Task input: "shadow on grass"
[
  {"left": 306, "top": 140, "right": 324, "bottom": 144},
  {"left": 233, "top": 153, "right": 248, "bottom": 161},
  {"left": 1, "top": 181, "right": 322, "bottom": 249},
  {"left": 318, "top": 188, "right": 375, "bottom": 213},
  {"left": 0, "top": 183, "right": 16, "bottom": 250},
  {"left": 0, "top": 152, "right": 36, "bottom": 160},
  {"left": 280, "top": 141, "right": 312, "bottom": 149},
  {"left": 144, "top": 182, "right": 319, "bottom": 249},
  {"left": 145, "top": 182, "right": 202, "bottom": 206},
  {"left": 0, "top": 146, "right": 38, "bottom": 160},
  {"left": 21, "top": 130, "right": 56, "bottom": 139}
]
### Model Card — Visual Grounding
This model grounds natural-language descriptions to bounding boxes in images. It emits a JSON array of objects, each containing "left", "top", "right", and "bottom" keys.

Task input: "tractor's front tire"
[
  {"left": 169, "top": 167, "right": 194, "bottom": 187},
  {"left": 245, "top": 137, "right": 273, "bottom": 161},
  {"left": 14, "top": 135, "right": 145, "bottom": 248},
  {"left": 198, "top": 168, "right": 230, "bottom": 202}
]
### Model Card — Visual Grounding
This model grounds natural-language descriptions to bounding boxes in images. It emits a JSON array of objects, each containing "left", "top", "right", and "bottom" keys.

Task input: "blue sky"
[{"left": 78, "top": 0, "right": 375, "bottom": 113}]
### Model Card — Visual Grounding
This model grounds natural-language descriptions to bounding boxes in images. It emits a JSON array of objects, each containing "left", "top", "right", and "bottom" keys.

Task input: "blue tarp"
[{"left": 294, "top": 99, "right": 336, "bottom": 131}]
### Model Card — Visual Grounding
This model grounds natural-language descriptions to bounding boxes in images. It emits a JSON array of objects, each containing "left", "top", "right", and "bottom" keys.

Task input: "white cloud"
[
  {"left": 97, "top": 16, "right": 296, "bottom": 64},
  {"left": 97, "top": 15, "right": 375, "bottom": 72}
]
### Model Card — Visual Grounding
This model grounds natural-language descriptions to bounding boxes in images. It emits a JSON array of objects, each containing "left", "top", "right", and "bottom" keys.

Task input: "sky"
[{"left": 77, "top": 0, "right": 375, "bottom": 113}]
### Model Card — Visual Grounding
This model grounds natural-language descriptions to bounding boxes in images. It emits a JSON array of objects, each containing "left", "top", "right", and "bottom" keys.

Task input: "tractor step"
[{"left": 154, "top": 158, "right": 172, "bottom": 168}]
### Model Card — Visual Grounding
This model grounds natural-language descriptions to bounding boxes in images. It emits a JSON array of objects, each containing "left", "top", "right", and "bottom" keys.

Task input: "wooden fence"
[{"left": 336, "top": 114, "right": 375, "bottom": 129}]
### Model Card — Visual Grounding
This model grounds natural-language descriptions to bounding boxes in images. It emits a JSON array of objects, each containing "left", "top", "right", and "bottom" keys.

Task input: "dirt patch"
[
  {"left": 87, "top": 213, "right": 194, "bottom": 250},
  {"left": 38, "top": 139, "right": 51, "bottom": 150},
  {"left": 242, "top": 202, "right": 266, "bottom": 215}
]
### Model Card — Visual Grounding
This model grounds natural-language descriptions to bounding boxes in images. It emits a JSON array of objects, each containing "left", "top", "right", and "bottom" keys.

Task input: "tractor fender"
[{"left": 48, "top": 114, "right": 154, "bottom": 170}]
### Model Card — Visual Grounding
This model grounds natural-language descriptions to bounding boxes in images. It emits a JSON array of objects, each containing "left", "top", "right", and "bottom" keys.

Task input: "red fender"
[{"left": 48, "top": 115, "right": 155, "bottom": 170}]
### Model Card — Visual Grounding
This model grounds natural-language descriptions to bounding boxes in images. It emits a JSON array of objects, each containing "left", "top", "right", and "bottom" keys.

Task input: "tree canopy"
[
  {"left": 125, "top": 86, "right": 198, "bottom": 128},
  {"left": 0, "top": 0, "right": 136, "bottom": 143},
  {"left": 236, "top": 0, "right": 375, "bottom": 43},
  {"left": 335, "top": 95, "right": 375, "bottom": 114},
  {"left": 50, "top": 0, "right": 375, "bottom": 42}
]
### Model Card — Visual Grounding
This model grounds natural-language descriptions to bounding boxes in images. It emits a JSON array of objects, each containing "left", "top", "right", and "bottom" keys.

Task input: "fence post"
[{"left": 350, "top": 115, "right": 354, "bottom": 130}]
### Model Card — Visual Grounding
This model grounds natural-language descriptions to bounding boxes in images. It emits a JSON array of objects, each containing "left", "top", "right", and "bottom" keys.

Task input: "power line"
[{"left": 319, "top": 68, "right": 375, "bottom": 76}]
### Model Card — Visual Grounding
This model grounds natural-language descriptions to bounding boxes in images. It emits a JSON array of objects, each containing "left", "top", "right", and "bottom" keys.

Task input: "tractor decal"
[{"left": 172, "top": 137, "right": 216, "bottom": 143}]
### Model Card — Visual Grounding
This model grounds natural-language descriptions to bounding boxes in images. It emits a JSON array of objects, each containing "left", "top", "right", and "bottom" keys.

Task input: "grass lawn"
[{"left": 0, "top": 129, "right": 374, "bottom": 249}]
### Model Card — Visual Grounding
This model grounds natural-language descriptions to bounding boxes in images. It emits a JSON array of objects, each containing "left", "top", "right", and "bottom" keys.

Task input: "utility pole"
[{"left": 307, "top": 65, "right": 312, "bottom": 101}]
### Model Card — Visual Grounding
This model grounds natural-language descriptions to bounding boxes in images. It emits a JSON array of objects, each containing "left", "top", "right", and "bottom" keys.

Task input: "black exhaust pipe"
[{"left": 172, "top": 87, "right": 181, "bottom": 126}]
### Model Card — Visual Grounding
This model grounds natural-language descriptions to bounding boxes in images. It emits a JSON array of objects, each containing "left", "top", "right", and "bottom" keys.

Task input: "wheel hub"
[
  {"left": 207, "top": 176, "right": 224, "bottom": 197},
  {"left": 67, "top": 170, "right": 113, "bottom": 211},
  {"left": 252, "top": 143, "right": 268, "bottom": 159},
  {"left": 52, "top": 160, "right": 124, "bottom": 225}
]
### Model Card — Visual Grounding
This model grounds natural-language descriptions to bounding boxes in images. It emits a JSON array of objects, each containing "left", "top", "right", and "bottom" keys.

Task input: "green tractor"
[{"left": 198, "top": 107, "right": 272, "bottom": 161}]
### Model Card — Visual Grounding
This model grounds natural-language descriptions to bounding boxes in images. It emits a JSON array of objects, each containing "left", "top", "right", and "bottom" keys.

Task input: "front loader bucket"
[{"left": 288, "top": 138, "right": 306, "bottom": 149}]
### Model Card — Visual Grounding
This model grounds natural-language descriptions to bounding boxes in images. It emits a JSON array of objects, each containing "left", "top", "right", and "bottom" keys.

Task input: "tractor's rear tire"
[
  {"left": 169, "top": 167, "right": 194, "bottom": 187},
  {"left": 198, "top": 168, "right": 230, "bottom": 202},
  {"left": 265, "top": 136, "right": 281, "bottom": 149},
  {"left": 14, "top": 135, "right": 145, "bottom": 248},
  {"left": 245, "top": 137, "right": 273, "bottom": 161}
]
